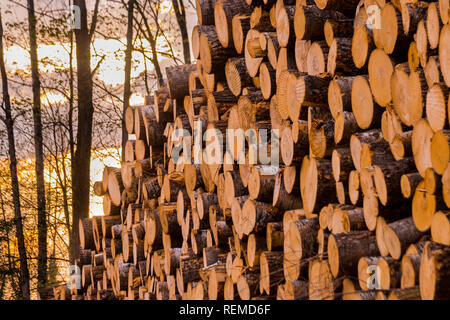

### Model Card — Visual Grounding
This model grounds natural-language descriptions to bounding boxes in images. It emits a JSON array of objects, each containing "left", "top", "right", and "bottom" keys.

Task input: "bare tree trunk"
[
  {"left": 71, "top": 0, "right": 100, "bottom": 263},
  {"left": 134, "top": 2, "right": 164, "bottom": 86},
  {"left": 172, "top": 0, "right": 191, "bottom": 64},
  {"left": 66, "top": 26, "right": 75, "bottom": 258},
  {"left": 27, "top": 0, "right": 47, "bottom": 288},
  {"left": 0, "top": 10, "right": 30, "bottom": 300},
  {"left": 122, "top": 0, "right": 135, "bottom": 160},
  {"left": 0, "top": 187, "right": 18, "bottom": 296}
]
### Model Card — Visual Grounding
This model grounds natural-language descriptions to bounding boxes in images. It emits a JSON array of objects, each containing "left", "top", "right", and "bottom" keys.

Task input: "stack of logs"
[{"left": 38, "top": 0, "right": 450, "bottom": 300}]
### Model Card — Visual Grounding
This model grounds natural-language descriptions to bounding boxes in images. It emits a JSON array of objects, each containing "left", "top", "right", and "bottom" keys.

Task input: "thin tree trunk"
[
  {"left": 122, "top": 0, "right": 135, "bottom": 161},
  {"left": 27, "top": 0, "right": 47, "bottom": 287},
  {"left": 67, "top": 27, "right": 75, "bottom": 258},
  {"left": 0, "top": 186, "right": 18, "bottom": 296},
  {"left": 0, "top": 10, "right": 30, "bottom": 300},
  {"left": 71, "top": 0, "right": 99, "bottom": 263},
  {"left": 172, "top": 0, "right": 191, "bottom": 64},
  {"left": 134, "top": 2, "right": 164, "bottom": 86}
]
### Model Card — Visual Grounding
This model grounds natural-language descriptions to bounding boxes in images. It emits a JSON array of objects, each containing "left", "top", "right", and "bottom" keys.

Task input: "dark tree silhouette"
[
  {"left": 71, "top": 0, "right": 101, "bottom": 262},
  {"left": 27, "top": 0, "right": 48, "bottom": 287},
  {"left": 0, "top": 9, "right": 31, "bottom": 300}
]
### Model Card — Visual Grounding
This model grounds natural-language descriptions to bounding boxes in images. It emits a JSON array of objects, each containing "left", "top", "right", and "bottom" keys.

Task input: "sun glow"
[{"left": 4, "top": 37, "right": 166, "bottom": 87}]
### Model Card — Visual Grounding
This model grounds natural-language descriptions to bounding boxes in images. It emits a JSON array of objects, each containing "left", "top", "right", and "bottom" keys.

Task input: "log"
[
  {"left": 309, "top": 118, "right": 335, "bottom": 158},
  {"left": 401, "top": 253, "right": 421, "bottom": 288},
  {"left": 328, "top": 230, "right": 379, "bottom": 277},
  {"left": 296, "top": 75, "right": 330, "bottom": 108},
  {"left": 426, "top": 3, "right": 443, "bottom": 50},
  {"left": 273, "top": 170, "right": 302, "bottom": 211},
  {"left": 372, "top": 157, "right": 416, "bottom": 205},
  {"left": 283, "top": 280, "right": 308, "bottom": 300},
  {"left": 259, "top": 62, "right": 276, "bottom": 100},
  {"left": 208, "top": 266, "right": 227, "bottom": 300},
  {"left": 377, "top": 256, "right": 402, "bottom": 289},
  {"left": 80, "top": 218, "right": 95, "bottom": 250},
  {"left": 276, "top": 4, "right": 296, "bottom": 47},
  {"left": 350, "top": 129, "right": 384, "bottom": 172},
  {"left": 401, "top": 2, "right": 429, "bottom": 37},
  {"left": 284, "top": 217, "right": 320, "bottom": 280},
  {"left": 135, "top": 106, "right": 155, "bottom": 142},
  {"left": 166, "top": 64, "right": 197, "bottom": 101},
  {"left": 225, "top": 57, "right": 253, "bottom": 96},
  {"left": 439, "top": 24, "right": 450, "bottom": 87},
  {"left": 424, "top": 55, "right": 444, "bottom": 87},
  {"left": 196, "top": 0, "right": 217, "bottom": 25},
  {"left": 390, "top": 131, "right": 412, "bottom": 161},
  {"left": 352, "top": 25, "right": 375, "bottom": 70},
  {"left": 308, "top": 259, "right": 342, "bottom": 300},
  {"left": 108, "top": 168, "right": 124, "bottom": 207},
  {"left": 384, "top": 217, "right": 426, "bottom": 260},
  {"left": 300, "top": 156, "right": 337, "bottom": 215},
  {"left": 246, "top": 233, "right": 266, "bottom": 267},
  {"left": 331, "top": 206, "right": 365, "bottom": 234},
  {"left": 388, "top": 287, "right": 421, "bottom": 300},
  {"left": 306, "top": 41, "right": 329, "bottom": 76},
  {"left": 431, "top": 210, "right": 450, "bottom": 245},
  {"left": 200, "top": 28, "right": 236, "bottom": 74},
  {"left": 415, "top": 19, "right": 430, "bottom": 68},
  {"left": 283, "top": 165, "right": 300, "bottom": 195},
  {"left": 224, "top": 170, "right": 247, "bottom": 207},
  {"left": 294, "top": 5, "right": 346, "bottom": 41},
  {"left": 237, "top": 91, "right": 271, "bottom": 131},
  {"left": 153, "top": 88, "right": 172, "bottom": 124},
  {"left": 267, "top": 32, "right": 280, "bottom": 69},
  {"left": 236, "top": 273, "right": 259, "bottom": 299},
  {"left": 419, "top": 241, "right": 450, "bottom": 299},
  {"left": 331, "top": 148, "right": 353, "bottom": 183},
  {"left": 327, "top": 37, "right": 360, "bottom": 76},
  {"left": 351, "top": 75, "right": 382, "bottom": 130},
  {"left": 245, "top": 29, "right": 265, "bottom": 77},
  {"left": 248, "top": 165, "right": 277, "bottom": 202},
  {"left": 142, "top": 177, "right": 161, "bottom": 201},
  {"left": 324, "top": 19, "right": 353, "bottom": 47},
  {"left": 400, "top": 172, "right": 422, "bottom": 199},
  {"left": 426, "top": 84, "right": 449, "bottom": 132},
  {"left": 214, "top": 0, "right": 251, "bottom": 48},
  {"left": 380, "top": 4, "right": 412, "bottom": 55},
  {"left": 241, "top": 199, "right": 281, "bottom": 236},
  {"left": 259, "top": 251, "right": 284, "bottom": 295},
  {"left": 266, "top": 221, "right": 283, "bottom": 252},
  {"left": 232, "top": 15, "right": 251, "bottom": 54},
  {"left": 294, "top": 39, "right": 310, "bottom": 73},
  {"left": 342, "top": 277, "right": 376, "bottom": 300},
  {"left": 314, "top": 0, "right": 360, "bottom": 14},
  {"left": 103, "top": 193, "right": 121, "bottom": 216},
  {"left": 368, "top": 49, "right": 395, "bottom": 107},
  {"left": 250, "top": 6, "right": 273, "bottom": 30},
  {"left": 328, "top": 76, "right": 354, "bottom": 119}
]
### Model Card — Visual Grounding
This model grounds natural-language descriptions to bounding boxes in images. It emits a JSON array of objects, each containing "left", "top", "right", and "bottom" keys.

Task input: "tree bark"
[
  {"left": 72, "top": 0, "right": 99, "bottom": 263},
  {"left": 27, "top": 0, "right": 47, "bottom": 288},
  {"left": 122, "top": 0, "right": 135, "bottom": 161},
  {"left": 172, "top": 0, "right": 190, "bottom": 64},
  {"left": 0, "top": 11, "right": 30, "bottom": 299}
]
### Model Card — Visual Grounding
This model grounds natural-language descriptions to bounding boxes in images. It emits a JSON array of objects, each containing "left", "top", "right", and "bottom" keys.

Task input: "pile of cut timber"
[{"left": 39, "top": 0, "right": 450, "bottom": 300}]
